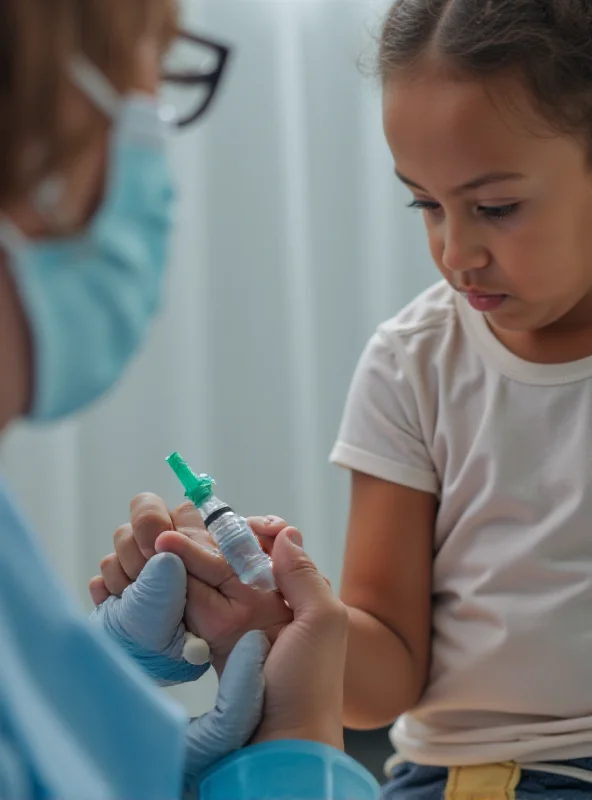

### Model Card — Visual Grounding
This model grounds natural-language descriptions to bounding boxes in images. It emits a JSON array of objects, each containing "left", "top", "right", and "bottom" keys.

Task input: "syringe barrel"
[{"left": 199, "top": 496, "right": 276, "bottom": 592}]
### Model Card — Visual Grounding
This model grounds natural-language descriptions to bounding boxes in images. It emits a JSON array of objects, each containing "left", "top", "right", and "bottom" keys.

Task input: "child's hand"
[
  {"left": 155, "top": 524, "right": 294, "bottom": 675},
  {"left": 90, "top": 494, "right": 293, "bottom": 675}
]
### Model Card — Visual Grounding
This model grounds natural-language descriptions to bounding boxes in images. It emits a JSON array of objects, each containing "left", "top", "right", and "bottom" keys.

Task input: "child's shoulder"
[{"left": 377, "top": 280, "right": 460, "bottom": 351}]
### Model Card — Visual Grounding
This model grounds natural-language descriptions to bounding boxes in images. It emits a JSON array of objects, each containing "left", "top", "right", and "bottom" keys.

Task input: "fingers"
[
  {"left": 130, "top": 493, "right": 174, "bottom": 559},
  {"left": 155, "top": 530, "right": 234, "bottom": 588},
  {"left": 99, "top": 495, "right": 167, "bottom": 602},
  {"left": 171, "top": 502, "right": 207, "bottom": 537},
  {"left": 89, "top": 575, "right": 110, "bottom": 606},
  {"left": 118, "top": 553, "right": 188, "bottom": 652},
  {"left": 184, "top": 631, "right": 269, "bottom": 776},
  {"left": 171, "top": 502, "right": 221, "bottom": 556},
  {"left": 215, "top": 630, "right": 269, "bottom": 732},
  {"left": 248, "top": 516, "right": 289, "bottom": 557},
  {"left": 100, "top": 552, "right": 132, "bottom": 597},
  {"left": 248, "top": 516, "right": 287, "bottom": 534},
  {"left": 272, "top": 528, "right": 342, "bottom": 621},
  {"left": 114, "top": 524, "right": 147, "bottom": 581}
]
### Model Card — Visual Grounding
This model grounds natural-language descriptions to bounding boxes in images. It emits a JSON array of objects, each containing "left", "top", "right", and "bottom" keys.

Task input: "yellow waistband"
[
  {"left": 385, "top": 755, "right": 592, "bottom": 796},
  {"left": 445, "top": 762, "right": 520, "bottom": 800}
]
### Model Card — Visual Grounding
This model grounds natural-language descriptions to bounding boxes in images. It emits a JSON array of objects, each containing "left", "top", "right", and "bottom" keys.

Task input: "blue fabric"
[
  {"left": 382, "top": 758, "right": 592, "bottom": 799},
  {"left": 381, "top": 762, "right": 447, "bottom": 800},
  {"left": 4, "top": 92, "right": 175, "bottom": 422},
  {"left": 200, "top": 740, "right": 380, "bottom": 800},
  {"left": 0, "top": 478, "right": 187, "bottom": 799}
]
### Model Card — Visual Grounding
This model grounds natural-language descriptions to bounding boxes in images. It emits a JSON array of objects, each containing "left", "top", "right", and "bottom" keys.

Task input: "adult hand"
[
  {"left": 251, "top": 528, "right": 349, "bottom": 749},
  {"left": 95, "top": 571, "right": 273, "bottom": 780},
  {"left": 90, "top": 495, "right": 279, "bottom": 778},
  {"left": 91, "top": 551, "right": 207, "bottom": 685},
  {"left": 90, "top": 494, "right": 292, "bottom": 675},
  {"left": 157, "top": 525, "right": 349, "bottom": 750}
]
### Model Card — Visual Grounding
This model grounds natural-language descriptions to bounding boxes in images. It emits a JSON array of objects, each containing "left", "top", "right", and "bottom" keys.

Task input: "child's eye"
[
  {"left": 407, "top": 199, "right": 521, "bottom": 222},
  {"left": 406, "top": 199, "right": 441, "bottom": 214},
  {"left": 478, "top": 203, "right": 520, "bottom": 220}
]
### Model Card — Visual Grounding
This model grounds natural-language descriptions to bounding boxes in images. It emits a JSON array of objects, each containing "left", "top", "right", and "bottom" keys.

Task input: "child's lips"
[{"left": 465, "top": 291, "right": 508, "bottom": 312}]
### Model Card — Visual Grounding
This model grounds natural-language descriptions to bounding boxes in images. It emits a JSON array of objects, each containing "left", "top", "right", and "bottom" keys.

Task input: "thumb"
[
  {"left": 272, "top": 528, "right": 332, "bottom": 617},
  {"left": 118, "top": 552, "right": 188, "bottom": 651}
]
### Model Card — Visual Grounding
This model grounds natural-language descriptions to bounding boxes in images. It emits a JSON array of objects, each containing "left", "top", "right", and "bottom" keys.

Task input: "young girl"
[{"left": 331, "top": 1, "right": 592, "bottom": 797}]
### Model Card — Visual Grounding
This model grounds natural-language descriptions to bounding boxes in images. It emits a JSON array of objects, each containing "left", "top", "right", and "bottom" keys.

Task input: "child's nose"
[{"left": 440, "top": 218, "right": 489, "bottom": 273}]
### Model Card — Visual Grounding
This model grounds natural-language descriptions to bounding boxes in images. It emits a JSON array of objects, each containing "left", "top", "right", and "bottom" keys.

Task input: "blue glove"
[
  {"left": 91, "top": 552, "right": 208, "bottom": 685},
  {"left": 91, "top": 553, "right": 271, "bottom": 786},
  {"left": 183, "top": 629, "right": 270, "bottom": 788}
]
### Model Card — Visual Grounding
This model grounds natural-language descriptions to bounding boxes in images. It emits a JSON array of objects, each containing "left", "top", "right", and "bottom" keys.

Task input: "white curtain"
[{"left": 0, "top": 0, "right": 434, "bottom": 712}]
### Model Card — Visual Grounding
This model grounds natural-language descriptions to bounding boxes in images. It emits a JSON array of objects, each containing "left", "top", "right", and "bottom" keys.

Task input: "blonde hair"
[{"left": 0, "top": 0, "right": 177, "bottom": 205}]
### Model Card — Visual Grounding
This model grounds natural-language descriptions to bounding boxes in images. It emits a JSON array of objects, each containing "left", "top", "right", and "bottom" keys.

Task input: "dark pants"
[{"left": 382, "top": 758, "right": 592, "bottom": 799}]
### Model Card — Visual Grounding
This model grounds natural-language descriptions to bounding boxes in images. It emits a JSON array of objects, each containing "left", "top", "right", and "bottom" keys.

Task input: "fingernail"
[
  {"left": 265, "top": 515, "right": 283, "bottom": 526},
  {"left": 287, "top": 529, "right": 303, "bottom": 548}
]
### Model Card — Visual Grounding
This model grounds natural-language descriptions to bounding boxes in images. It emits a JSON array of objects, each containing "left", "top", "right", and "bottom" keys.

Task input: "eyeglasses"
[{"left": 160, "top": 32, "right": 232, "bottom": 128}]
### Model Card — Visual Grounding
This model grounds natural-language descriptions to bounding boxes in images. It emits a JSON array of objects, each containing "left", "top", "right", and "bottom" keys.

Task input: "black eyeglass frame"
[{"left": 161, "top": 31, "right": 232, "bottom": 128}]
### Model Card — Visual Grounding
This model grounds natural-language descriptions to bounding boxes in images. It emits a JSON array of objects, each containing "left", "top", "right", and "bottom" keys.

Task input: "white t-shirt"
[{"left": 331, "top": 280, "right": 592, "bottom": 766}]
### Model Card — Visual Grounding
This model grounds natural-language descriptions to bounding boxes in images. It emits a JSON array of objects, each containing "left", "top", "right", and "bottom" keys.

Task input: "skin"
[
  {"left": 100, "top": 61, "right": 592, "bottom": 732},
  {"left": 93, "top": 499, "right": 347, "bottom": 748},
  {"left": 0, "top": 37, "right": 161, "bottom": 432},
  {"left": 383, "top": 60, "right": 592, "bottom": 363},
  {"left": 91, "top": 496, "right": 293, "bottom": 676},
  {"left": 0, "top": 12, "right": 348, "bottom": 748},
  {"left": 337, "top": 62, "right": 592, "bottom": 729}
]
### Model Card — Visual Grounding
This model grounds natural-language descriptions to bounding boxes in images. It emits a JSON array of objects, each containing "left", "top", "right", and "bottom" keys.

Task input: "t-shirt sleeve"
[{"left": 330, "top": 329, "right": 439, "bottom": 495}]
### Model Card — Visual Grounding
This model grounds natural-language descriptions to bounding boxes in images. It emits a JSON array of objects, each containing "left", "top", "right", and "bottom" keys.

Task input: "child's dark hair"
[{"left": 379, "top": 0, "right": 592, "bottom": 149}]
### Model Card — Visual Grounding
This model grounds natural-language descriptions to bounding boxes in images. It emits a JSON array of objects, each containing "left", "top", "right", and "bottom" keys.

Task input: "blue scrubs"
[
  {"left": 0, "top": 478, "right": 379, "bottom": 800},
  {"left": 0, "top": 478, "right": 187, "bottom": 799}
]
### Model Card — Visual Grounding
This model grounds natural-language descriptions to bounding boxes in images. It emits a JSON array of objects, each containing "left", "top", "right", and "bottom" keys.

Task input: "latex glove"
[
  {"left": 91, "top": 552, "right": 208, "bottom": 685},
  {"left": 183, "top": 629, "right": 270, "bottom": 788},
  {"left": 91, "top": 494, "right": 292, "bottom": 677}
]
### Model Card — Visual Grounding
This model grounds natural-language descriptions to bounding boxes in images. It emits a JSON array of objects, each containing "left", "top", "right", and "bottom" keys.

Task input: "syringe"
[
  {"left": 166, "top": 452, "right": 277, "bottom": 593},
  {"left": 167, "top": 452, "right": 277, "bottom": 667}
]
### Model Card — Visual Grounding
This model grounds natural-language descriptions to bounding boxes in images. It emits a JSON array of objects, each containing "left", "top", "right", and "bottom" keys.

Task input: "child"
[{"left": 331, "top": 1, "right": 592, "bottom": 798}]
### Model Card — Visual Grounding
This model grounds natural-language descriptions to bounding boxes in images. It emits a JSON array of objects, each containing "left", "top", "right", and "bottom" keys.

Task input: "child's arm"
[{"left": 340, "top": 470, "right": 436, "bottom": 730}]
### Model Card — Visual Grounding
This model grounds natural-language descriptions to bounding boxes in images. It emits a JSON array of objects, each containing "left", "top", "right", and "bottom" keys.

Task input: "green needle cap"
[{"left": 166, "top": 452, "right": 215, "bottom": 508}]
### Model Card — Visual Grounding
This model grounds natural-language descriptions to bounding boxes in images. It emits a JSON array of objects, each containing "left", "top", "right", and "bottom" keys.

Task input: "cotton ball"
[{"left": 183, "top": 634, "right": 211, "bottom": 666}]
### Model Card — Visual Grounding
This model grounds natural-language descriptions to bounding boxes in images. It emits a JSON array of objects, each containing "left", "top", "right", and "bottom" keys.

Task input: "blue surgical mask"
[{"left": 0, "top": 58, "right": 176, "bottom": 421}]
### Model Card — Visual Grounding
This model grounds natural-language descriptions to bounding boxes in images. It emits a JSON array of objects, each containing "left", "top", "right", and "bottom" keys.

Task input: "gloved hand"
[
  {"left": 91, "top": 551, "right": 208, "bottom": 685},
  {"left": 183, "top": 629, "right": 270, "bottom": 787},
  {"left": 91, "top": 494, "right": 293, "bottom": 677},
  {"left": 93, "top": 553, "right": 271, "bottom": 784}
]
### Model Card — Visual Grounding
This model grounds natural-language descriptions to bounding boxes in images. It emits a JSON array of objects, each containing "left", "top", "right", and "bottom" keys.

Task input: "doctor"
[{"left": 0, "top": 1, "right": 379, "bottom": 798}]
